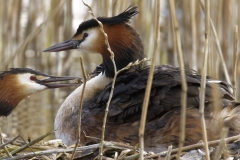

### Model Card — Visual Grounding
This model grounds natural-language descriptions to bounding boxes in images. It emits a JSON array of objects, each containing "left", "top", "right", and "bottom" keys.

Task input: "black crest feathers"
[
  {"left": 0, "top": 68, "right": 49, "bottom": 80},
  {"left": 74, "top": 6, "right": 138, "bottom": 37}
]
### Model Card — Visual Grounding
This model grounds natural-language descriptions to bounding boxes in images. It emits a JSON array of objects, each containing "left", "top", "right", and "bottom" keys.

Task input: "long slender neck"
[
  {"left": 0, "top": 92, "right": 22, "bottom": 116},
  {"left": 101, "top": 24, "right": 144, "bottom": 78},
  {"left": 0, "top": 75, "right": 26, "bottom": 116}
]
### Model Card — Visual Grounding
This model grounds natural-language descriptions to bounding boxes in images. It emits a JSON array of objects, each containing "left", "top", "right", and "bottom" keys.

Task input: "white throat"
[{"left": 54, "top": 73, "right": 112, "bottom": 145}]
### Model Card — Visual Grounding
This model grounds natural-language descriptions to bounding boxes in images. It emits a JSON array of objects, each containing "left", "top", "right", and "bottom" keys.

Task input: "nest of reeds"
[{"left": 1, "top": 132, "right": 240, "bottom": 159}]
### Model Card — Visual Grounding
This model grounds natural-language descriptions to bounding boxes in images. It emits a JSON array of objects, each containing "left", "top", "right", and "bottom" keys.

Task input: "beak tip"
[
  {"left": 43, "top": 47, "right": 58, "bottom": 52},
  {"left": 43, "top": 40, "right": 79, "bottom": 53}
]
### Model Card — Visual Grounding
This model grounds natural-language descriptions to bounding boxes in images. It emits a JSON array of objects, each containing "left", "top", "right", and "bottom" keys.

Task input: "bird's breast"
[{"left": 54, "top": 73, "right": 112, "bottom": 145}]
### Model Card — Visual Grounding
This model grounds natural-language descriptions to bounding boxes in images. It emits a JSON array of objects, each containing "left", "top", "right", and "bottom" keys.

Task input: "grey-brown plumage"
[{"left": 88, "top": 65, "right": 234, "bottom": 123}]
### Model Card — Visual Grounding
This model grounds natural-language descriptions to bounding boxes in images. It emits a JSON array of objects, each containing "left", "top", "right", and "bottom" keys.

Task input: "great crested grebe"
[
  {"left": 44, "top": 7, "right": 240, "bottom": 152},
  {"left": 0, "top": 68, "right": 80, "bottom": 117}
]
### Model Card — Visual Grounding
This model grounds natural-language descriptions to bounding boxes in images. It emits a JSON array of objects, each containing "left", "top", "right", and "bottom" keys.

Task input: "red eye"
[
  {"left": 83, "top": 33, "right": 88, "bottom": 38},
  {"left": 30, "top": 76, "right": 36, "bottom": 81}
]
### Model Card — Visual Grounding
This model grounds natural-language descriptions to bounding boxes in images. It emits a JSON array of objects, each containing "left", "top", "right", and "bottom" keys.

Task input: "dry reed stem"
[
  {"left": 112, "top": 0, "right": 119, "bottom": 16},
  {"left": 211, "top": 83, "right": 221, "bottom": 118},
  {"left": 139, "top": 0, "right": 160, "bottom": 159},
  {"left": 145, "top": 134, "right": 240, "bottom": 159},
  {"left": 0, "top": 128, "right": 12, "bottom": 158},
  {"left": 0, "top": 0, "right": 66, "bottom": 70},
  {"left": 3, "top": 143, "right": 100, "bottom": 160},
  {"left": 1, "top": 131, "right": 54, "bottom": 159},
  {"left": 213, "top": 127, "right": 228, "bottom": 160},
  {"left": 168, "top": 0, "right": 188, "bottom": 158},
  {"left": 205, "top": 0, "right": 209, "bottom": 37},
  {"left": 70, "top": 57, "right": 87, "bottom": 160},
  {"left": 0, "top": 135, "right": 20, "bottom": 149},
  {"left": 190, "top": 0, "right": 197, "bottom": 70},
  {"left": 165, "top": 145, "right": 172, "bottom": 160},
  {"left": 197, "top": 0, "right": 210, "bottom": 159},
  {"left": 199, "top": 0, "right": 231, "bottom": 85},
  {"left": 123, "top": 154, "right": 140, "bottom": 160},
  {"left": 169, "top": 1, "right": 177, "bottom": 66},
  {"left": 199, "top": 38, "right": 210, "bottom": 160},
  {"left": 114, "top": 151, "right": 118, "bottom": 159},
  {"left": 18, "top": 136, "right": 36, "bottom": 156},
  {"left": 233, "top": 25, "right": 238, "bottom": 98}
]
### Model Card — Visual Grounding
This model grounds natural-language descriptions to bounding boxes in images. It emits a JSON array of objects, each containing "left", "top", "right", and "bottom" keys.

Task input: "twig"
[
  {"left": 145, "top": 134, "right": 240, "bottom": 159},
  {"left": 81, "top": 2, "right": 117, "bottom": 160},
  {"left": 81, "top": 2, "right": 150, "bottom": 160},
  {"left": 83, "top": 131, "right": 101, "bottom": 141},
  {"left": 233, "top": 25, "right": 238, "bottom": 98},
  {"left": 169, "top": 0, "right": 188, "bottom": 158},
  {"left": 70, "top": 57, "right": 88, "bottom": 160},
  {"left": 1, "top": 131, "right": 54, "bottom": 159},
  {"left": 0, "top": 135, "right": 20, "bottom": 149},
  {"left": 117, "top": 59, "right": 150, "bottom": 73},
  {"left": 139, "top": 0, "right": 160, "bottom": 159},
  {"left": 18, "top": 135, "right": 36, "bottom": 157}
]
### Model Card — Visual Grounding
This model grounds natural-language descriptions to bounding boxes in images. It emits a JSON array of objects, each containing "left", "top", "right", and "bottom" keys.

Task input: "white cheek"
[
  {"left": 17, "top": 74, "right": 47, "bottom": 94},
  {"left": 25, "top": 83, "right": 47, "bottom": 94},
  {"left": 78, "top": 28, "right": 99, "bottom": 53}
]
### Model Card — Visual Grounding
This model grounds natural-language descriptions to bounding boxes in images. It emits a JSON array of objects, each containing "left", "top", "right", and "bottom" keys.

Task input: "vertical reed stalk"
[
  {"left": 199, "top": 0, "right": 231, "bottom": 85},
  {"left": 169, "top": 0, "right": 188, "bottom": 158},
  {"left": 198, "top": 1, "right": 210, "bottom": 159},
  {"left": 233, "top": 25, "right": 238, "bottom": 98},
  {"left": 139, "top": 0, "right": 160, "bottom": 159},
  {"left": 70, "top": 57, "right": 87, "bottom": 160}
]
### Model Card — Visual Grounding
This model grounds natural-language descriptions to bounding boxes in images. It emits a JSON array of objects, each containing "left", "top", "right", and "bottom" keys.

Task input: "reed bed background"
[{"left": 0, "top": 0, "right": 240, "bottom": 143}]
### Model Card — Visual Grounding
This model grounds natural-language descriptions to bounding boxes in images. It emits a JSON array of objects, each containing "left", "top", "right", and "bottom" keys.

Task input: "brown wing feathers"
[{"left": 88, "top": 65, "right": 233, "bottom": 123}]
